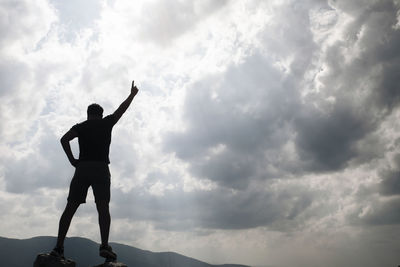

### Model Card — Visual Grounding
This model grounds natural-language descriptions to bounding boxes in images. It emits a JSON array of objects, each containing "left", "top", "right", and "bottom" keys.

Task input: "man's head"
[{"left": 87, "top": 103, "right": 103, "bottom": 119}]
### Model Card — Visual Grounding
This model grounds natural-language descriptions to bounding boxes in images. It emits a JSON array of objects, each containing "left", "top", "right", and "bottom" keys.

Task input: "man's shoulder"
[
  {"left": 72, "top": 115, "right": 116, "bottom": 131},
  {"left": 103, "top": 114, "right": 117, "bottom": 125},
  {"left": 71, "top": 120, "right": 87, "bottom": 130},
  {"left": 103, "top": 114, "right": 115, "bottom": 120}
]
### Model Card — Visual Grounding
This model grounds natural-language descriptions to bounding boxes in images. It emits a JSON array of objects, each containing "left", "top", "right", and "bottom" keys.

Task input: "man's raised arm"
[{"left": 113, "top": 80, "right": 139, "bottom": 123}]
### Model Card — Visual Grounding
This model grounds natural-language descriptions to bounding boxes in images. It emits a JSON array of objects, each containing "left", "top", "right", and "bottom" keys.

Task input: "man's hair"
[{"left": 87, "top": 103, "right": 104, "bottom": 117}]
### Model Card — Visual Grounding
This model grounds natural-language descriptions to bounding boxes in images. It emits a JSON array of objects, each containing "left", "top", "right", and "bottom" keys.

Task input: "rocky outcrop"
[
  {"left": 34, "top": 253, "right": 128, "bottom": 267},
  {"left": 34, "top": 253, "right": 76, "bottom": 267},
  {"left": 92, "top": 262, "right": 127, "bottom": 267}
]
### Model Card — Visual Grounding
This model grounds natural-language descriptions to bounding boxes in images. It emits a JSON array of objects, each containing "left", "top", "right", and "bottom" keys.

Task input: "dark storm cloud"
[
  {"left": 379, "top": 153, "right": 400, "bottom": 196},
  {"left": 111, "top": 181, "right": 315, "bottom": 231},
  {"left": 294, "top": 101, "right": 373, "bottom": 171},
  {"left": 162, "top": 0, "right": 318, "bottom": 189},
  {"left": 348, "top": 146, "right": 400, "bottom": 228},
  {"left": 326, "top": 0, "right": 400, "bottom": 111},
  {"left": 348, "top": 196, "right": 400, "bottom": 226},
  {"left": 294, "top": 0, "right": 400, "bottom": 171},
  {"left": 163, "top": 0, "right": 400, "bottom": 191},
  {"left": 164, "top": 53, "right": 301, "bottom": 189}
]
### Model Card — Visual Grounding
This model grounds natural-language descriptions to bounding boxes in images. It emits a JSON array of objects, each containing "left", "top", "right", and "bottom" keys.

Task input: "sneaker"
[
  {"left": 99, "top": 244, "right": 117, "bottom": 260},
  {"left": 50, "top": 246, "right": 65, "bottom": 259}
]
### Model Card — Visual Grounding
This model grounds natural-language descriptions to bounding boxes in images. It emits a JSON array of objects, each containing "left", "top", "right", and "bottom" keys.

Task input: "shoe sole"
[{"left": 100, "top": 250, "right": 117, "bottom": 260}]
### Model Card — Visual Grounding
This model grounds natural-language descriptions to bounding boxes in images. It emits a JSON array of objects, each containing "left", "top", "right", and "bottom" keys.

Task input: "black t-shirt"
[{"left": 71, "top": 114, "right": 117, "bottom": 164}]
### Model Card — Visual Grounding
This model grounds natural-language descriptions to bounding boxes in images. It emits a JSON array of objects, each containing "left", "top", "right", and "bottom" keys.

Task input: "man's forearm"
[
  {"left": 113, "top": 81, "right": 139, "bottom": 121},
  {"left": 114, "top": 91, "right": 136, "bottom": 121},
  {"left": 61, "top": 139, "right": 76, "bottom": 166},
  {"left": 117, "top": 93, "right": 135, "bottom": 115}
]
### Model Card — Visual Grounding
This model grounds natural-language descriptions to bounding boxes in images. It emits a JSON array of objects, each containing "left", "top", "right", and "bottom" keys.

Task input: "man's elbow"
[
  {"left": 112, "top": 110, "right": 123, "bottom": 122},
  {"left": 60, "top": 135, "right": 69, "bottom": 145}
]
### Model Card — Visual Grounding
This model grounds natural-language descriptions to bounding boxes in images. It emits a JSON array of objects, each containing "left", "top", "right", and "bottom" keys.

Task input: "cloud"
[
  {"left": 110, "top": 178, "right": 317, "bottom": 231},
  {"left": 134, "top": 0, "right": 229, "bottom": 45},
  {"left": 96, "top": 0, "right": 229, "bottom": 48},
  {"left": 379, "top": 153, "right": 400, "bottom": 196},
  {"left": 361, "top": 197, "right": 400, "bottom": 226},
  {"left": 0, "top": 0, "right": 56, "bottom": 51},
  {"left": 294, "top": 100, "right": 373, "bottom": 171},
  {"left": 159, "top": 0, "right": 400, "bottom": 243},
  {"left": 0, "top": 0, "right": 56, "bottom": 142},
  {"left": 164, "top": 51, "right": 301, "bottom": 189},
  {"left": 1, "top": 120, "right": 73, "bottom": 193},
  {"left": 49, "top": 0, "right": 102, "bottom": 38}
]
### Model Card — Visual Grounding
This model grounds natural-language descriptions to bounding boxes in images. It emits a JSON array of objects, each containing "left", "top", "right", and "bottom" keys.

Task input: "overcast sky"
[{"left": 1, "top": 0, "right": 400, "bottom": 266}]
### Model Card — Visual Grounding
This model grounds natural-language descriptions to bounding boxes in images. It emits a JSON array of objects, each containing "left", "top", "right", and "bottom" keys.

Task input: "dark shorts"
[{"left": 67, "top": 161, "right": 111, "bottom": 204}]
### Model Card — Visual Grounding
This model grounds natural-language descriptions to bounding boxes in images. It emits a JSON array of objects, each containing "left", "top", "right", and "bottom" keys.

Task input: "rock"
[
  {"left": 92, "top": 262, "right": 127, "bottom": 267},
  {"left": 34, "top": 253, "right": 76, "bottom": 267}
]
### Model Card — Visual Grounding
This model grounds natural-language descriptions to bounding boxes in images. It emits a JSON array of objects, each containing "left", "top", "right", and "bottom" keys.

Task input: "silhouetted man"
[{"left": 51, "top": 81, "right": 139, "bottom": 260}]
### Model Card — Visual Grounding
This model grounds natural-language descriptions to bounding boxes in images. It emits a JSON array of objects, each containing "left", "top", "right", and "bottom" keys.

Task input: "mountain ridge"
[{"left": 0, "top": 236, "right": 250, "bottom": 267}]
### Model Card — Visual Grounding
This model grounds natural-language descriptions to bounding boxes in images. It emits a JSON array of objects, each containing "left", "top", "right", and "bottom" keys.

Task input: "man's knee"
[
  {"left": 96, "top": 201, "right": 109, "bottom": 214},
  {"left": 64, "top": 201, "right": 80, "bottom": 213}
]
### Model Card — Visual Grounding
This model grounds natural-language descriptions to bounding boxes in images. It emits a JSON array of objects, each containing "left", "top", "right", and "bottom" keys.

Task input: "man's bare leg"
[
  {"left": 96, "top": 201, "right": 116, "bottom": 259},
  {"left": 96, "top": 201, "right": 110, "bottom": 246},
  {"left": 56, "top": 201, "right": 80, "bottom": 248}
]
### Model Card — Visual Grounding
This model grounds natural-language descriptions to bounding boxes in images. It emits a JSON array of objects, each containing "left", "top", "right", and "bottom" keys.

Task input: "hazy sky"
[{"left": 1, "top": 0, "right": 400, "bottom": 266}]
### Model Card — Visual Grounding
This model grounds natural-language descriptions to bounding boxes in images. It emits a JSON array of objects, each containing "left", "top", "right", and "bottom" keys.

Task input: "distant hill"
[{"left": 0, "top": 236, "right": 250, "bottom": 267}]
